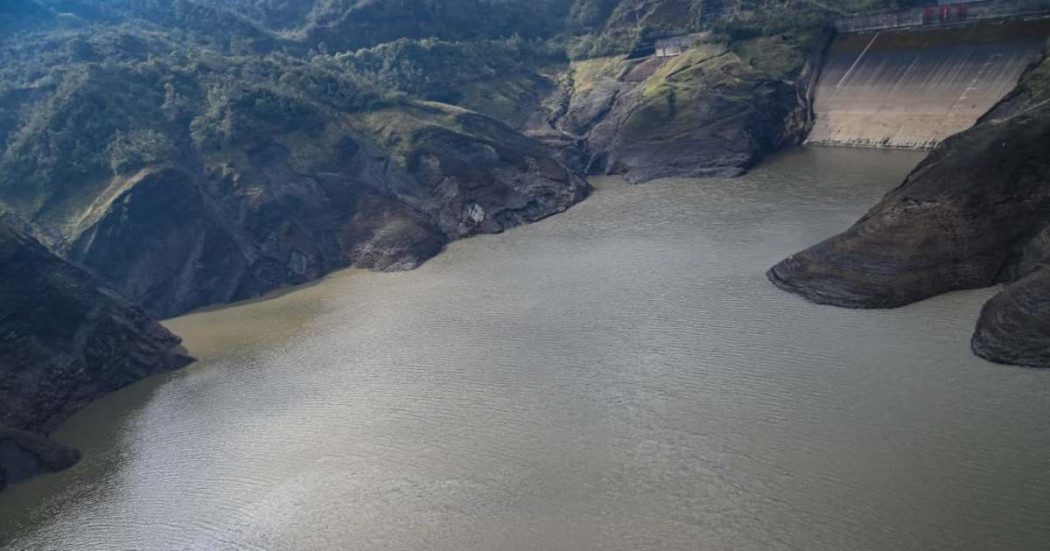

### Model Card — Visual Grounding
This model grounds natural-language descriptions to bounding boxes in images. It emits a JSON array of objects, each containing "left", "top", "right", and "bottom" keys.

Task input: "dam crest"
[{"left": 807, "top": 13, "right": 1050, "bottom": 149}]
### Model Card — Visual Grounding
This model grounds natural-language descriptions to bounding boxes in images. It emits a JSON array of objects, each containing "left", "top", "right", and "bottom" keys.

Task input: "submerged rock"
[
  {"left": 769, "top": 46, "right": 1050, "bottom": 367},
  {"left": 0, "top": 429, "right": 80, "bottom": 491}
]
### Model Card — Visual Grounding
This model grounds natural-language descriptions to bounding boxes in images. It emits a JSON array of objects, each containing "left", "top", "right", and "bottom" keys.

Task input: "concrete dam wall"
[{"left": 806, "top": 18, "right": 1050, "bottom": 149}]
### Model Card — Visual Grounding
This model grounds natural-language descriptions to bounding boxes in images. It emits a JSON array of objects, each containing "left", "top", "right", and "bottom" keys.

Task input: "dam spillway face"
[{"left": 807, "top": 18, "right": 1050, "bottom": 149}]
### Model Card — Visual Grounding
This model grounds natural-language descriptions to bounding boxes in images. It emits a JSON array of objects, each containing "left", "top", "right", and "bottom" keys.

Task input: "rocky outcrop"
[
  {"left": 0, "top": 26, "right": 590, "bottom": 319},
  {"left": 531, "top": 32, "right": 828, "bottom": 183},
  {"left": 0, "top": 221, "right": 191, "bottom": 488},
  {"left": 56, "top": 103, "right": 589, "bottom": 318},
  {"left": 972, "top": 270, "right": 1050, "bottom": 367},
  {"left": 769, "top": 45, "right": 1050, "bottom": 367},
  {"left": 768, "top": 105, "right": 1050, "bottom": 307}
]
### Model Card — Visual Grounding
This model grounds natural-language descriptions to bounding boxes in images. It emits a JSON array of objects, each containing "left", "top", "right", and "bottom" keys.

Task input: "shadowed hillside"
[{"left": 0, "top": 220, "right": 191, "bottom": 490}]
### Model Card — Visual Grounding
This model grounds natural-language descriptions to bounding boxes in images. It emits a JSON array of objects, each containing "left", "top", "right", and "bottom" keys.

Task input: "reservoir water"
[{"left": 2, "top": 147, "right": 1049, "bottom": 550}]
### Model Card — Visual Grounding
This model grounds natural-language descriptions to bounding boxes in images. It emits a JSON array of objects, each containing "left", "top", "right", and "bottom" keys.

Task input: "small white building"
[{"left": 654, "top": 34, "right": 703, "bottom": 57}]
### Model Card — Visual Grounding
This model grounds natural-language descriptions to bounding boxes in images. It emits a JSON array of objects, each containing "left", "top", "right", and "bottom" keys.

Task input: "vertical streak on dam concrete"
[
  {"left": 807, "top": 19, "right": 1050, "bottom": 149},
  {"left": 836, "top": 32, "right": 882, "bottom": 89}
]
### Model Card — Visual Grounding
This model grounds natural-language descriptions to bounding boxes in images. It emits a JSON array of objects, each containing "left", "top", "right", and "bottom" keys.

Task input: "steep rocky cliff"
[
  {"left": 769, "top": 44, "right": 1050, "bottom": 367},
  {"left": 530, "top": 30, "right": 826, "bottom": 182},
  {"left": 0, "top": 221, "right": 191, "bottom": 489}
]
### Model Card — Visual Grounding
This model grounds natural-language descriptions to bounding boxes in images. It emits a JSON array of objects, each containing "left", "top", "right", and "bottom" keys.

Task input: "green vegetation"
[
  {"left": 566, "top": 27, "right": 645, "bottom": 60},
  {"left": 0, "top": 26, "right": 384, "bottom": 223},
  {"left": 568, "top": 55, "right": 633, "bottom": 93},
  {"left": 0, "top": 0, "right": 933, "bottom": 221},
  {"left": 330, "top": 36, "right": 565, "bottom": 124},
  {"left": 558, "top": 0, "right": 924, "bottom": 61}
]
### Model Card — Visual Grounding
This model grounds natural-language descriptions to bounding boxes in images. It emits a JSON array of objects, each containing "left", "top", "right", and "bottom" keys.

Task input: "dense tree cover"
[
  {"left": 567, "top": 0, "right": 927, "bottom": 59},
  {"left": 11, "top": 0, "right": 575, "bottom": 52},
  {"left": 8, "top": 0, "right": 920, "bottom": 56},
  {"left": 334, "top": 36, "right": 562, "bottom": 102},
  {"left": 0, "top": 0, "right": 925, "bottom": 220},
  {"left": 296, "top": 0, "right": 575, "bottom": 51},
  {"left": 0, "top": 27, "right": 384, "bottom": 220}
]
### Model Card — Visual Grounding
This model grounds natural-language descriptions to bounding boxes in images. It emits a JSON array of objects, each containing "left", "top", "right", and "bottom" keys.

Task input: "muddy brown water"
[{"left": 2, "top": 147, "right": 1049, "bottom": 550}]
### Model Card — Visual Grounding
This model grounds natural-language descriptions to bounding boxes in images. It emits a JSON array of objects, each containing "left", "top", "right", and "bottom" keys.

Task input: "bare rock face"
[
  {"left": 56, "top": 103, "right": 589, "bottom": 318},
  {"left": 532, "top": 34, "right": 826, "bottom": 184},
  {"left": 0, "top": 222, "right": 191, "bottom": 488},
  {"left": 0, "top": 19, "right": 591, "bottom": 320},
  {"left": 972, "top": 271, "right": 1050, "bottom": 367},
  {"left": 768, "top": 104, "right": 1050, "bottom": 308},
  {"left": 768, "top": 48, "right": 1050, "bottom": 367}
]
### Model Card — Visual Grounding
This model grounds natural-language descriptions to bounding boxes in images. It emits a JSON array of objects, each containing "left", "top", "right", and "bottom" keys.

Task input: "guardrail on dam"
[
  {"left": 806, "top": 17, "right": 1050, "bottom": 149},
  {"left": 835, "top": 0, "right": 1050, "bottom": 33}
]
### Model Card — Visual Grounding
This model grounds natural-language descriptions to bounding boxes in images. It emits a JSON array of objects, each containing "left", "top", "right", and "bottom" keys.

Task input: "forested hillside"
[{"left": 0, "top": 0, "right": 916, "bottom": 316}]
